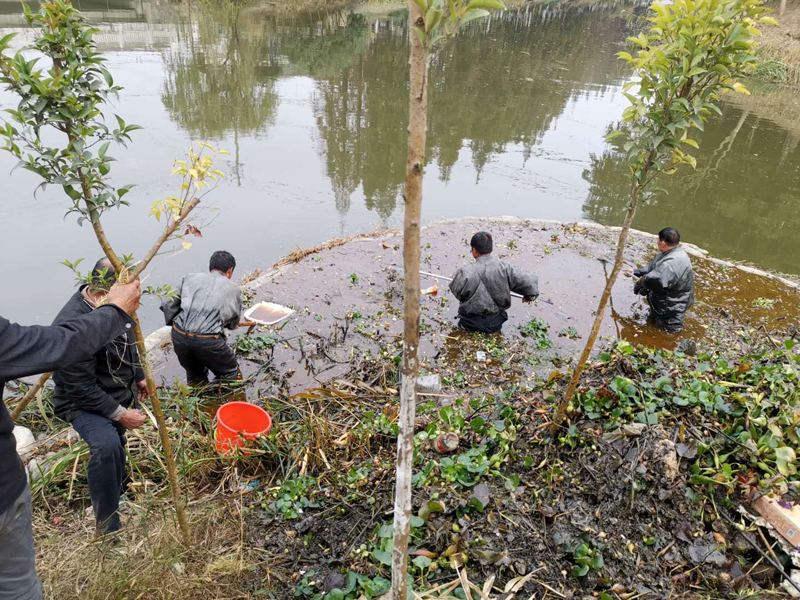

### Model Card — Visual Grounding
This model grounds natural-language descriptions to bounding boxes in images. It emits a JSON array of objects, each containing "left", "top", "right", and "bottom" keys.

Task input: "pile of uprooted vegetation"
[{"left": 13, "top": 314, "right": 800, "bottom": 599}]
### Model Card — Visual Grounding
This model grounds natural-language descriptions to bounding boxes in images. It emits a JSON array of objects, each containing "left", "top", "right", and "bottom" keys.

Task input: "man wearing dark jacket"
[
  {"left": 449, "top": 231, "right": 539, "bottom": 333},
  {"left": 0, "top": 280, "right": 140, "bottom": 600},
  {"left": 52, "top": 258, "right": 148, "bottom": 536},
  {"left": 633, "top": 227, "right": 695, "bottom": 333}
]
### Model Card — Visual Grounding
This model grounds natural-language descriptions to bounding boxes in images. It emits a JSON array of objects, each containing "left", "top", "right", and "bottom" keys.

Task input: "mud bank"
[{"left": 146, "top": 217, "right": 800, "bottom": 393}]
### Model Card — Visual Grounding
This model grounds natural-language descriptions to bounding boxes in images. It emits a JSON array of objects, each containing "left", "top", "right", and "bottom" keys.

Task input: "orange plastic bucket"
[{"left": 215, "top": 402, "right": 272, "bottom": 454}]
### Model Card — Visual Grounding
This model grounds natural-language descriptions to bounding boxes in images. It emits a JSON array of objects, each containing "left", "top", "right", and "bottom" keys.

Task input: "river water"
[{"left": 1, "top": 0, "right": 798, "bottom": 330}]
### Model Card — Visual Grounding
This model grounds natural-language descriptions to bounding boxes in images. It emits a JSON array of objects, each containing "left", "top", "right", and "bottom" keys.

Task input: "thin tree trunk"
[
  {"left": 130, "top": 313, "right": 191, "bottom": 544},
  {"left": 391, "top": 2, "right": 428, "bottom": 598},
  {"left": 10, "top": 372, "right": 52, "bottom": 422},
  {"left": 551, "top": 187, "right": 642, "bottom": 435},
  {"left": 82, "top": 195, "right": 192, "bottom": 546}
]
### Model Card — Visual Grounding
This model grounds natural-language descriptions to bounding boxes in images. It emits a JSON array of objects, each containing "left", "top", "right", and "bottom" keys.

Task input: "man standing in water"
[
  {"left": 449, "top": 231, "right": 539, "bottom": 333},
  {"left": 162, "top": 250, "right": 253, "bottom": 386},
  {"left": 632, "top": 227, "right": 695, "bottom": 333}
]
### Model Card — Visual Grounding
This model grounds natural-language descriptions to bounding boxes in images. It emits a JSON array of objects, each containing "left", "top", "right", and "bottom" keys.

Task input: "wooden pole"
[{"left": 10, "top": 372, "right": 52, "bottom": 422}]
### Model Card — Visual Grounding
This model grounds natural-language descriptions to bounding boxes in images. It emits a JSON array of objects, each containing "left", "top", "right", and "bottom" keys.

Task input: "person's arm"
[
  {"left": 222, "top": 288, "right": 243, "bottom": 331},
  {"left": 54, "top": 355, "right": 124, "bottom": 419},
  {"left": 507, "top": 265, "right": 539, "bottom": 301},
  {"left": 0, "top": 306, "right": 134, "bottom": 383},
  {"left": 640, "top": 262, "right": 677, "bottom": 294},
  {"left": 449, "top": 267, "right": 475, "bottom": 302},
  {"left": 634, "top": 257, "right": 657, "bottom": 278}
]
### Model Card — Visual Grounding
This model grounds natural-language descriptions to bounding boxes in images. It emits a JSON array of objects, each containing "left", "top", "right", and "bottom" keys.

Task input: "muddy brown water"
[
  {"left": 1, "top": 0, "right": 799, "bottom": 332},
  {"left": 152, "top": 220, "right": 800, "bottom": 394}
]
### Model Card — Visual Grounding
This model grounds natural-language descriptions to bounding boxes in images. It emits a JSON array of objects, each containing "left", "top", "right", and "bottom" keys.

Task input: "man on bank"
[
  {"left": 0, "top": 278, "right": 141, "bottom": 600},
  {"left": 162, "top": 250, "right": 255, "bottom": 386},
  {"left": 51, "top": 258, "right": 148, "bottom": 536},
  {"left": 449, "top": 231, "right": 539, "bottom": 333},
  {"left": 631, "top": 227, "right": 695, "bottom": 333}
]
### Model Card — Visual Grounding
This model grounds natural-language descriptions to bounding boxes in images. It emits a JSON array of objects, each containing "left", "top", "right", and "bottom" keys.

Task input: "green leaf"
[
  {"left": 459, "top": 8, "right": 491, "bottom": 27},
  {"left": 616, "top": 51, "right": 634, "bottom": 62},
  {"left": 372, "top": 549, "right": 392, "bottom": 566},
  {"left": 412, "top": 555, "right": 433, "bottom": 570},
  {"left": 605, "top": 130, "right": 625, "bottom": 141},
  {"left": 591, "top": 553, "right": 604, "bottom": 569},
  {"left": 0, "top": 32, "right": 17, "bottom": 50},
  {"left": 571, "top": 564, "right": 589, "bottom": 577},
  {"left": 325, "top": 590, "right": 344, "bottom": 600},
  {"left": 759, "top": 16, "right": 778, "bottom": 26},
  {"left": 426, "top": 7, "right": 443, "bottom": 33},
  {"left": 410, "top": 515, "right": 425, "bottom": 528},
  {"left": 379, "top": 524, "right": 393, "bottom": 538},
  {"left": 410, "top": 26, "right": 426, "bottom": 46},
  {"left": 99, "top": 141, "right": 110, "bottom": 159},
  {"left": 682, "top": 138, "right": 699, "bottom": 149},
  {"left": 412, "top": 0, "right": 428, "bottom": 13},
  {"left": 102, "top": 69, "right": 113, "bottom": 87},
  {"left": 466, "top": 0, "right": 505, "bottom": 9}
]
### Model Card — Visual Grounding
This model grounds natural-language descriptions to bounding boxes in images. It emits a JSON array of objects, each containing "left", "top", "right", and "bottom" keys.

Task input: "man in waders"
[
  {"left": 449, "top": 231, "right": 539, "bottom": 333},
  {"left": 632, "top": 227, "right": 695, "bottom": 334},
  {"left": 161, "top": 250, "right": 253, "bottom": 386}
]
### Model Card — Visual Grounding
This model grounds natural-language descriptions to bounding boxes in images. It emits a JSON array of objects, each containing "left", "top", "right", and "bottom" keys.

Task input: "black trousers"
[
  {"left": 457, "top": 311, "right": 508, "bottom": 334},
  {"left": 171, "top": 329, "right": 239, "bottom": 386},
  {"left": 71, "top": 410, "right": 127, "bottom": 535}
]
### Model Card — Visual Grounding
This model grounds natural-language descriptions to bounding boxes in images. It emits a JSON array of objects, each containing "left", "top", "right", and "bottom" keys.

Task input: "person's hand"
[
  {"left": 137, "top": 380, "right": 149, "bottom": 401},
  {"left": 624, "top": 269, "right": 634, "bottom": 278},
  {"left": 239, "top": 320, "right": 258, "bottom": 334},
  {"left": 106, "top": 281, "right": 142, "bottom": 315},
  {"left": 119, "top": 408, "right": 146, "bottom": 430}
]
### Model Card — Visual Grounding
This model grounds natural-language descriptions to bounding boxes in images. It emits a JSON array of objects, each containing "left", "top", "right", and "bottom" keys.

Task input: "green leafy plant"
[
  {"left": 268, "top": 476, "right": 320, "bottom": 520},
  {"left": 233, "top": 332, "right": 277, "bottom": 354},
  {"left": 571, "top": 540, "right": 604, "bottom": 578},
  {"left": 518, "top": 317, "right": 552, "bottom": 349}
]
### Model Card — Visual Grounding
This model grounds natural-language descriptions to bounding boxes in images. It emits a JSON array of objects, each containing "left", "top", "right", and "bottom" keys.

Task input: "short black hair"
[
  {"left": 658, "top": 227, "right": 680, "bottom": 246},
  {"left": 470, "top": 231, "right": 493, "bottom": 255},
  {"left": 90, "top": 257, "right": 116, "bottom": 291},
  {"left": 209, "top": 250, "right": 236, "bottom": 273}
]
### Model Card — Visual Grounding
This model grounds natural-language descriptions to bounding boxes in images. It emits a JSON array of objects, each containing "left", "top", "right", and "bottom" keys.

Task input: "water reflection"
[
  {"left": 307, "top": 4, "right": 636, "bottom": 218},
  {"left": 582, "top": 102, "right": 800, "bottom": 275},
  {"left": 161, "top": 1, "right": 280, "bottom": 141}
]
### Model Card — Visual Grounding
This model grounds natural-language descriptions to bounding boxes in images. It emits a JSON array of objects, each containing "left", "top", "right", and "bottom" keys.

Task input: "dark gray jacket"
[
  {"left": 51, "top": 288, "right": 144, "bottom": 422},
  {"left": 634, "top": 246, "right": 695, "bottom": 333},
  {"left": 450, "top": 255, "right": 539, "bottom": 317},
  {"left": 0, "top": 305, "right": 133, "bottom": 513}
]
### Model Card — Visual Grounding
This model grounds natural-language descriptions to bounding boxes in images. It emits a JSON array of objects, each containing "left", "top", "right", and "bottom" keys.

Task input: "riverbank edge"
[{"left": 143, "top": 216, "right": 800, "bottom": 367}]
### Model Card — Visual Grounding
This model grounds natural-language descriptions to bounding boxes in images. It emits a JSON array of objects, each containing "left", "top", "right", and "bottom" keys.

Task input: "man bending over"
[
  {"left": 632, "top": 227, "right": 695, "bottom": 333},
  {"left": 449, "top": 231, "right": 539, "bottom": 334},
  {"left": 163, "top": 250, "right": 253, "bottom": 386}
]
